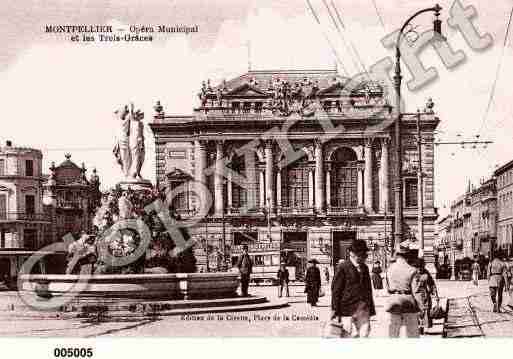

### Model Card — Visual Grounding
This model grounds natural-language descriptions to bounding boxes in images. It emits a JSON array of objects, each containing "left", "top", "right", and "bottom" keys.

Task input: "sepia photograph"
[{"left": 0, "top": 0, "right": 512, "bottom": 346}]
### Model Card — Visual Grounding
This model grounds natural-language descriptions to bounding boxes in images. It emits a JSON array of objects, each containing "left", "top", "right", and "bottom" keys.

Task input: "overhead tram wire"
[
  {"left": 331, "top": 1, "right": 375, "bottom": 76},
  {"left": 331, "top": 0, "right": 345, "bottom": 29},
  {"left": 305, "top": 0, "right": 349, "bottom": 77},
  {"left": 476, "top": 3, "right": 513, "bottom": 138},
  {"left": 371, "top": 0, "right": 385, "bottom": 29},
  {"left": 329, "top": 1, "right": 371, "bottom": 77},
  {"left": 321, "top": 0, "right": 363, "bottom": 74}
]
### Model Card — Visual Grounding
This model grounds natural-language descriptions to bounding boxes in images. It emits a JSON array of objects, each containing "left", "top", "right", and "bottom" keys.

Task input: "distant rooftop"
[{"left": 0, "top": 140, "right": 42, "bottom": 155}]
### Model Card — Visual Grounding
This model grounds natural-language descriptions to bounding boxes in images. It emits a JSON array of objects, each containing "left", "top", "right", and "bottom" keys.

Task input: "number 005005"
[{"left": 54, "top": 348, "right": 93, "bottom": 357}]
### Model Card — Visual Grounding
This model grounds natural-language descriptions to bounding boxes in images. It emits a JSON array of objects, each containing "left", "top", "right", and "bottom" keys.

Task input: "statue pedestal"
[{"left": 118, "top": 179, "right": 153, "bottom": 191}]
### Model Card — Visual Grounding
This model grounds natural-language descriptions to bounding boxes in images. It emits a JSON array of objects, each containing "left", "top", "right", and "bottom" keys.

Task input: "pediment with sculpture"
[{"left": 196, "top": 72, "right": 389, "bottom": 118}]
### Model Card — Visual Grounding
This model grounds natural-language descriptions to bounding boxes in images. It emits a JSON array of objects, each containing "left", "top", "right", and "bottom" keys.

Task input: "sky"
[{"left": 1, "top": 0, "right": 512, "bottom": 218}]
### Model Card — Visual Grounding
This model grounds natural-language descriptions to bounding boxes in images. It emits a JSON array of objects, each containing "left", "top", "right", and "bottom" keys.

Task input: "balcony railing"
[
  {"left": 327, "top": 206, "right": 361, "bottom": 215},
  {"left": 56, "top": 200, "right": 83, "bottom": 209},
  {"left": 227, "top": 207, "right": 265, "bottom": 215},
  {"left": 0, "top": 211, "right": 51, "bottom": 221},
  {"left": 174, "top": 208, "right": 197, "bottom": 217},
  {"left": 278, "top": 206, "right": 315, "bottom": 215}
]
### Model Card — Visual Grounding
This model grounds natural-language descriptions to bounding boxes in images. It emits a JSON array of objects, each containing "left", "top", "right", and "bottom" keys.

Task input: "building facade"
[
  {"left": 0, "top": 141, "right": 52, "bottom": 279},
  {"left": 150, "top": 69, "right": 440, "bottom": 277},
  {"left": 469, "top": 178, "right": 496, "bottom": 257},
  {"left": 42, "top": 154, "right": 102, "bottom": 243},
  {"left": 435, "top": 214, "right": 451, "bottom": 265},
  {"left": 449, "top": 191, "right": 472, "bottom": 260},
  {"left": 495, "top": 161, "right": 513, "bottom": 257}
]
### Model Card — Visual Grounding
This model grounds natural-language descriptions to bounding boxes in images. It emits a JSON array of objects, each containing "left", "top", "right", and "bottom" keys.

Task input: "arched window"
[
  {"left": 281, "top": 153, "right": 310, "bottom": 208},
  {"left": 330, "top": 147, "right": 358, "bottom": 208}
]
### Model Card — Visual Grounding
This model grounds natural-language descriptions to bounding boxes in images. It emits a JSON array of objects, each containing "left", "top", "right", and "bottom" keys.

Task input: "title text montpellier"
[{"left": 45, "top": 25, "right": 112, "bottom": 33}]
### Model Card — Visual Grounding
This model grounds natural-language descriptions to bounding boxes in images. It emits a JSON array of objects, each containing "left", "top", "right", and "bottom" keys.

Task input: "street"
[{"left": 0, "top": 279, "right": 503, "bottom": 338}]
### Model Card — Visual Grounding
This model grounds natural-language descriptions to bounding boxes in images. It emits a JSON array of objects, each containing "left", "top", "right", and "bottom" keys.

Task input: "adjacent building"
[
  {"left": 0, "top": 141, "right": 52, "bottom": 279},
  {"left": 469, "top": 178, "right": 496, "bottom": 257},
  {"left": 150, "top": 69, "right": 440, "bottom": 277},
  {"left": 494, "top": 160, "right": 513, "bottom": 257},
  {"left": 449, "top": 191, "right": 473, "bottom": 260},
  {"left": 42, "top": 154, "right": 102, "bottom": 243}
]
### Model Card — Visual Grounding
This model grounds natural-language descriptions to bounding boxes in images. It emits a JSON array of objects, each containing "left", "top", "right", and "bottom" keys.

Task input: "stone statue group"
[{"left": 113, "top": 103, "right": 146, "bottom": 182}]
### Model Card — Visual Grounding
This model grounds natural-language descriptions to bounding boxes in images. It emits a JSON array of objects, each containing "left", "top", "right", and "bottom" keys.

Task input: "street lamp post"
[{"left": 393, "top": 4, "right": 443, "bottom": 253}]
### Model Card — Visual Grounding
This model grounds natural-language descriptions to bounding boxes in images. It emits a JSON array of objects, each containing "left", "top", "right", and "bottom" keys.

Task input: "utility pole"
[
  {"left": 384, "top": 203, "right": 388, "bottom": 271},
  {"left": 417, "top": 110, "right": 425, "bottom": 258}
]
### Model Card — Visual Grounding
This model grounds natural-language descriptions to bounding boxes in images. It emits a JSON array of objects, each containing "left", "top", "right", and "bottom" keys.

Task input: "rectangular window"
[
  {"left": 24, "top": 229, "right": 37, "bottom": 250},
  {"left": 405, "top": 178, "right": 418, "bottom": 207},
  {"left": 254, "top": 255, "right": 264, "bottom": 266},
  {"left": 0, "top": 159, "right": 4, "bottom": 176},
  {"left": 0, "top": 194, "right": 5, "bottom": 220},
  {"left": 283, "top": 167, "right": 309, "bottom": 208},
  {"left": 25, "top": 160, "right": 34, "bottom": 177},
  {"left": 25, "top": 195, "right": 35, "bottom": 215},
  {"left": 233, "top": 232, "right": 257, "bottom": 246}
]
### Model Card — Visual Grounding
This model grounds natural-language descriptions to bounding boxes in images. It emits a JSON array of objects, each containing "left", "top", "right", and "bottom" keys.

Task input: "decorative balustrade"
[
  {"left": 0, "top": 211, "right": 51, "bottom": 221},
  {"left": 278, "top": 206, "right": 315, "bottom": 215},
  {"left": 326, "top": 206, "right": 362, "bottom": 215},
  {"left": 192, "top": 103, "right": 391, "bottom": 119},
  {"left": 56, "top": 200, "right": 83, "bottom": 209}
]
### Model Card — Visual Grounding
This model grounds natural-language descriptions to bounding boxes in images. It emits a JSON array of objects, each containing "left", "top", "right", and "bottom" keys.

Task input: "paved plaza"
[{"left": 0, "top": 279, "right": 499, "bottom": 338}]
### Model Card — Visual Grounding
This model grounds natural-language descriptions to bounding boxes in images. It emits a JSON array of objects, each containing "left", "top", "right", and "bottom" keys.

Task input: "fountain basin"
[{"left": 19, "top": 272, "right": 240, "bottom": 300}]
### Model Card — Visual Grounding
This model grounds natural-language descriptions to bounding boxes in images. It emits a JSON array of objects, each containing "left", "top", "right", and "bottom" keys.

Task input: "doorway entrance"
[
  {"left": 332, "top": 231, "right": 356, "bottom": 265},
  {"left": 283, "top": 232, "right": 307, "bottom": 280},
  {"left": 0, "top": 258, "right": 10, "bottom": 280}
]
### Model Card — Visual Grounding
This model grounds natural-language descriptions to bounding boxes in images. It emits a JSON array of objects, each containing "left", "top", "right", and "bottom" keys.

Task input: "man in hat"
[
  {"left": 384, "top": 242, "right": 420, "bottom": 337},
  {"left": 488, "top": 250, "right": 507, "bottom": 312},
  {"left": 277, "top": 263, "right": 290, "bottom": 297},
  {"left": 330, "top": 239, "right": 375, "bottom": 337},
  {"left": 237, "top": 245, "right": 253, "bottom": 297},
  {"left": 305, "top": 258, "right": 321, "bottom": 306}
]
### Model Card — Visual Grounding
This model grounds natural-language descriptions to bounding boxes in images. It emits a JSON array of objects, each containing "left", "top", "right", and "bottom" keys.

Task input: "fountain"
[{"left": 13, "top": 104, "right": 286, "bottom": 318}]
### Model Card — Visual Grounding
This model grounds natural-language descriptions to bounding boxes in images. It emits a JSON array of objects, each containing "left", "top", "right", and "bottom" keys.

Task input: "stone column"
[
  {"left": 308, "top": 170, "right": 314, "bottom": 208},
  {"left": 214, "top": 141, "right": 225, "bottom": 216},
  {"left": 364, "top": 139, "right": 374, "bottom": 213},
  {"left": 259, "top": 171, "right": 265, "bottom": 209},
  {"left": 357, "top": 167, "right": 364, "bottom": 208},
  {"left": 314, "top": 141, "right": 325, "bottom": 213},
  {"left": 380, "top": 138, "right": 390, "bottom": 212},
  {"left": 276, "top": 170, "right": 282, "bottom": 209},
  {"left": 326, "top": 170, "right": 331, "bottom": 208},
  {"left": 227, "top": 171, "right": 233, "bottom": 213},
  {"left": 195, "top": 140, "right": 208, "bottom": 212},
  {"left": 264, "top": 141, "right": 274, "bottom": 211}
]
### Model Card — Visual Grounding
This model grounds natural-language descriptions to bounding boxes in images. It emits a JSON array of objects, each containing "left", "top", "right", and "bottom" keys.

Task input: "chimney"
[{"left": 5, "top": 140, "right": 12, "bottom": 147}]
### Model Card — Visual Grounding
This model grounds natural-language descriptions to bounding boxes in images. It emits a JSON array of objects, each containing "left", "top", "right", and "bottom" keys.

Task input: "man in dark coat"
[
  {"left": 331, "top": 240, "right": 375, "bottom": 337},
  {"left": 277, "top": 263, "right": 290, "bottom": 297},
  {"left": 237, "top": 245, "right": 253, "bottom": 297},
  {"left": 305, "top": 259, "right": 321, "bottom": 306}
]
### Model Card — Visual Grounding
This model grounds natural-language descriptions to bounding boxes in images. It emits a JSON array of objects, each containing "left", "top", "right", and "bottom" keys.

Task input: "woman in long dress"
[
  {"left": 304, "top": 259, "right": 321, "bottom": 306},
  {"left": 371, "top": 261, "right": 384, "bottom": 291},
  {"left": 472, "top": 259, "right": 480, "bottom": 286}
]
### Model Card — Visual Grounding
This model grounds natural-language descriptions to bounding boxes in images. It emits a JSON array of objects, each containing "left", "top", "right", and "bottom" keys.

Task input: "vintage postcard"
[{"left": 0, "top": 0, "right": 512, "bottom": 344}]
